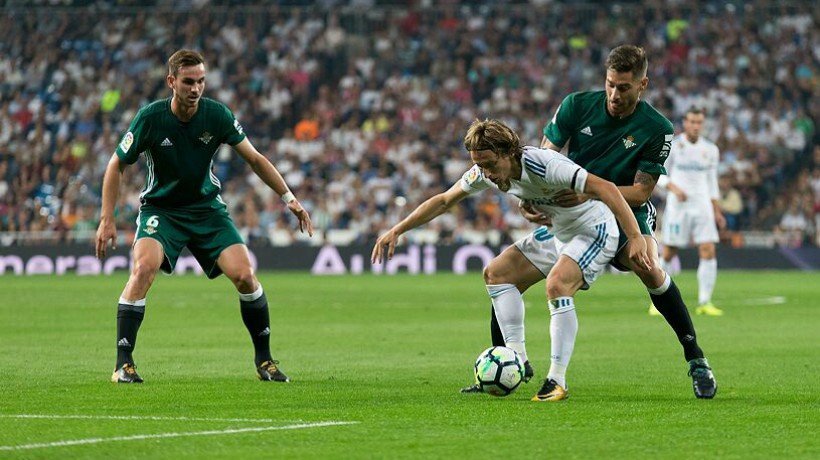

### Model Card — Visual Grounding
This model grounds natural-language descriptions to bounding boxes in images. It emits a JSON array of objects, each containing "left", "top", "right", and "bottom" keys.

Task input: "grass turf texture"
[{"left": 1, "top": 271, "right": 817, "bottom": 458}]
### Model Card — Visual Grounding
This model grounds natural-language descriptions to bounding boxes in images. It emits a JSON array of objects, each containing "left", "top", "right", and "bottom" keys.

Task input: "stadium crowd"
[{"left": 0, "top": 1, "right": 817, "bottom": 248}]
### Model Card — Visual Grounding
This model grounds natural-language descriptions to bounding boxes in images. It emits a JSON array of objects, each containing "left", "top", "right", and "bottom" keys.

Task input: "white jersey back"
[
  {"left": 660, "top": 135, "right": 720, "bottom": 208},
  {"left": 459, "top": 146, "right": 612, "bottom": 242}
]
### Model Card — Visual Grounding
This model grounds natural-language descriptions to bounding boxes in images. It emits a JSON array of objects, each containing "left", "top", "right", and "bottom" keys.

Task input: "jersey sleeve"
[
  {"left": 656, "top": 137, "right": 678, "bottom": 189},
  {"left": 115, "top": 109, "right": 150, "bottom": 165},
  {"left": 525, "top": 149, "right": 588, "bottom": 193},
  {"left": 542, "top": 93, "right": 577, "bottom": 148},
  {"left": 544, "top": 158, "right": 588, "bottom": 193},
  {"left": 220, "top": 104, "right": 247, "bottom": 146},
  {"left": 459, "top": 164, "right": 491, "bottom": 194},
  {"left": 637, "top": 124, "right": 674, "bottom": 177}
]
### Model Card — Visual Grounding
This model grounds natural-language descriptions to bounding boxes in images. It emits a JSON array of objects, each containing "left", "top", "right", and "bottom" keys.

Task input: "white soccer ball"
[{"left": 474, "top": 346, "right": 524, "bottom": 396}]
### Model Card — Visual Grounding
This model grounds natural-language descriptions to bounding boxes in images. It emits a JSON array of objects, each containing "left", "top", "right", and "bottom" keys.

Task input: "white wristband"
[{"left": 281, "top": 191, "right": 296, "bottom": 203}]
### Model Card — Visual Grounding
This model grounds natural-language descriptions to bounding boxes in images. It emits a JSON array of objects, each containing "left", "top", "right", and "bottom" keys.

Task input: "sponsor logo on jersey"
[
  {"left": 160, "top": 138, "right": 173, "bottom": 147},
  {"left": 119, "top": 132, "right": 134, "bottom": 153},
  {"left": 622, "top": 135, "right": 637, "bottom": 149},
  {"left": 580, "top": 126, "right": 593, "bottom": 136},
  {"left": 199, "top": 131, "right": 213, "bottom": 144},
  {"left": 233, "top": 119, "right": 244, "bottom": 135}
]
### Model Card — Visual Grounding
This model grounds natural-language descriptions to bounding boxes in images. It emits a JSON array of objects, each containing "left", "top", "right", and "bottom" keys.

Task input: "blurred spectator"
[
  {"left": 0, "top": 1, "right": 816, "bottom": 248},
  {"left": 718, "top": 175, "right": 743, "bottom": 233}
]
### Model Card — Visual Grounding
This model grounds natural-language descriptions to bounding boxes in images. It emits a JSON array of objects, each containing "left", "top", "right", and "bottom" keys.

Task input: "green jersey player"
[
  {"left": 96, "top": 49, "right": 313, "bottom": 384},
  {"left": 537, "top": 45, "right": 716, "bottom": 398},
  {"left": 476, "top": 45, "right": 715, "bottom": 399}
]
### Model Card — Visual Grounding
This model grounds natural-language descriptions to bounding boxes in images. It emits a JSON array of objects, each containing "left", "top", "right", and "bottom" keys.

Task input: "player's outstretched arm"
[
  {"left": 233, "top": 138, "right": 313, "bottom": 236},
  {"left": 371, "top": 183, "right": 469, "bottom": 264},
  {"left": 96, "top": 154, "right": 127, "bottom": 259},
  {"left": 584, "top": 174, "right": 652, "bottom": 270}
]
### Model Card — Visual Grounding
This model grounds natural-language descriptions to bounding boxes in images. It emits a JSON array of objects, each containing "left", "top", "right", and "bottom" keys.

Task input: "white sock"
[
  {"left": 238, "top": 284, "right": 264, "bottom": 302},
  {"left": 486, "top": 284, "right": 528, "bottom": 363},
  {"left": 697, "top": 258, "right": 717, "bottom": 305},
  {"left": 547, "top": 297, "right": 577, "bottom": 389},
  {"left": 118, "top": 297, "right": 146, "bottom": 306},
  {"left": 648, "top": 272, "right": 672, "bottom": 295}
]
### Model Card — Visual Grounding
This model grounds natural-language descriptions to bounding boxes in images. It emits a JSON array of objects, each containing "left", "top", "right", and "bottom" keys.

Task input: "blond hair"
[{"left": 463, "top": 119, "right": 521, "bottom": 157}]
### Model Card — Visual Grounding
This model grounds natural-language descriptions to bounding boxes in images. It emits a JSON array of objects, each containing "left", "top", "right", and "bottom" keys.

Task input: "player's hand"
[
  {"left": 625, "top": 235, "right": 652, "bottom": 272},
  {"left": 95, "top": 217, "right": 117, "bottom": 259},
  {"left": 519, "top": 200, "right": 552, "bottom": 226},
  {"left": 552, "top": 189, "right": 589, "bottom": 207},
  {"left": 371, "top": 229, "right": 401, "bottom": 264},
  {"left": 287, "top": 199, "right": 314, "bottom": 236}
]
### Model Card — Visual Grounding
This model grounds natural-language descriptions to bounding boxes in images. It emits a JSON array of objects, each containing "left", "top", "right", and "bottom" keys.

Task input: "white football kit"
[
  {"left": 460, "top": 146, "right": 618, "bottom": 286},
  {"left": 659, "top": 135, "right": 720, "bottom": 247}
]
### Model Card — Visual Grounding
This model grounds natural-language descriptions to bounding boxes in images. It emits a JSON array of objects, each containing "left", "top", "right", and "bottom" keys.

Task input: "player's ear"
[
  {"left": 166, "top": 74, "right": 175, "bottom": 90},
  {"left": 639, "top": 76, "right": 649, "bottom": 92}
]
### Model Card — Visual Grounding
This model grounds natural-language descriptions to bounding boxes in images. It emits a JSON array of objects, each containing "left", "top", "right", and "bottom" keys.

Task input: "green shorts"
[
  {"left": 135, "top": 204, "right": 245, "bottom": 279},
  {"left": 611, "top": 201, "right": 657, "bottom": 272}
]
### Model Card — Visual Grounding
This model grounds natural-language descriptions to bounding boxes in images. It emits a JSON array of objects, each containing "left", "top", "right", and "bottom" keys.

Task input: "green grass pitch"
[{"left": 1, "top": 271, "right": 818, "bottom": 458}]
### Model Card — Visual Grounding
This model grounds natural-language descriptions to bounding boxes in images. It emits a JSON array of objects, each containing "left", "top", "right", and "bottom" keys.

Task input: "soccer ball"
[{"left": 474, "top": 346, "right": 524, "bottom": 396}]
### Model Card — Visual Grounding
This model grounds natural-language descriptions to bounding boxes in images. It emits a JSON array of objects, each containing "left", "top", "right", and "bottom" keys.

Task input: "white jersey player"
[
  {"left": 656, "top": 108, "right": 726, "bottom": 316},
  {"left": 372, "top": 119, "right": 651, "bottom": 401}
]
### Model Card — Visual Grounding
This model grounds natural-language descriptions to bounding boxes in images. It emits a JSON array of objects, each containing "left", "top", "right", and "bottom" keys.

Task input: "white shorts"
[
  {"left": 514, "top": 226, "right": 559, "bottom": 277},
  {"left": 661, "top": 204, "right": 719, "bottom": 247},
  {"left": 515, "top": 219, "right": 618, "bottom": 289},
  {"left": 555, "top": 215, "right": 619, "bottom": 288}
]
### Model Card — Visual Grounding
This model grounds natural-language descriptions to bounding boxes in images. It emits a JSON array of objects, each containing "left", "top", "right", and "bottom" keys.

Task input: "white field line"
[
  {"left": 739, "top": 296, "right": 787, "bottom": 305},
  {"left": 0, "top": 421, "right": 358, "bottom": 451},
  {"left": 0, "top": 414, "right": 295, "bottom": 423}
]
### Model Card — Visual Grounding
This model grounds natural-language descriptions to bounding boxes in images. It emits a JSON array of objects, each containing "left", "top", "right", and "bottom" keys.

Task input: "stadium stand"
[{"left": 0, "top": 1, "right": 816, "bottom": 248}]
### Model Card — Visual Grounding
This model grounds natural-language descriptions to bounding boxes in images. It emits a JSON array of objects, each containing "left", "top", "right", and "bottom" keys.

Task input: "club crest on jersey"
[
  {"left": 119, "top": 132, "right": 134, "bottom": 153},
  {"left": 199, "top": 131, "right": 213, "bottom": 144},
  {"left": 622, "top": 135, "right": 637, "bottom": 149}
]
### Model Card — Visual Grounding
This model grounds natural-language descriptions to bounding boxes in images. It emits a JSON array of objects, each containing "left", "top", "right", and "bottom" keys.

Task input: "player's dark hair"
[
  {"left": 606, "top": 45, "right": 648, "bottom": 78},
  {"left": 167, "top": 49, "right": 205, "bottom": 76},
  {"left": 464, "top": 119, "right": 521, "bottom": 158}
]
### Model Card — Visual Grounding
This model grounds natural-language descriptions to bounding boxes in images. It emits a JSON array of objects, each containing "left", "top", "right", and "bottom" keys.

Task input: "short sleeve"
[
  {"left": 221, "top": 104, "right": 247, "bottom": 146},
  {"left": 637, "top": 127, "right": 674, "bottom": 177},
  {"left": 540, "top": 156, "right": 588, "bottom": 194},
  {"left": 459, "top": 165, "right": 490, "bottom": 194},
  {"left": 115, "top": 109, "right": 150, "bottom": 165},
  {"left": 542, "top": 93, "right": 576, "bottom": 148}
]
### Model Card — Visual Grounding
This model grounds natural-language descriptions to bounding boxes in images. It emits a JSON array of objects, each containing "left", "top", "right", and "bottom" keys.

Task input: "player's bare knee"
[
  {"left": 483, "top": 263, "right": 510, "bottom": 285},
  {"left": 130, "top": 260, "right": 158, "bottom": 284},
  {"left": 546, "top": 279, "right": 572, "bottom": 299},
  {"left": 231, "top": 270, "right": 257, "bottom": 292},
  {"left": 699, "top": 244, "right": 715, "bottom": 259},
  {"left": 546, "top": 269, "right": 580, "bottom": 298}
]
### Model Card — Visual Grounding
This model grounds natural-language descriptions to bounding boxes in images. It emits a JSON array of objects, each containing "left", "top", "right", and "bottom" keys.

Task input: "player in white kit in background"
[
  {"left": 372, "top": 119, "right": 651, "bottom": 401},
  {"left": 654, "top": 107, "right": 726, "bottom": 316}
]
